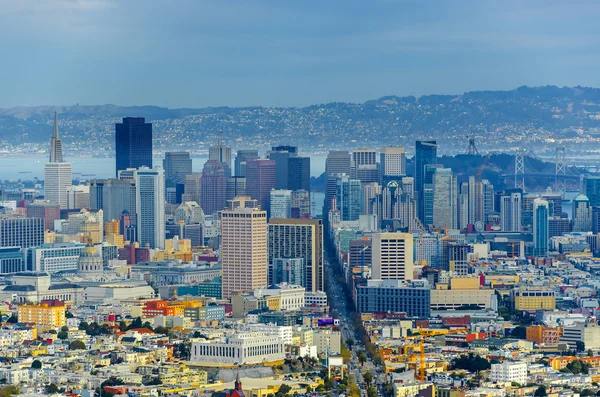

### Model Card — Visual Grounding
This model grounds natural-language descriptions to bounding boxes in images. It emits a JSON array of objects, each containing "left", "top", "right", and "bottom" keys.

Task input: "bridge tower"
[
  {"left": 466, "top": 137, "right": 479, "bottom": 155},
  {"left": 555, "top": 147, "right": 566, "bottom": 197},
  {"left": 514, "top": 149, "right": 525, "bottom": 191}
]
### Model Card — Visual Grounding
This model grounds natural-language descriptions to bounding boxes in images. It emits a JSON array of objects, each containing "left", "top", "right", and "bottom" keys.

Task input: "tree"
[
  {"left": 45, "top": 384, "right": 59, "bottom": 394},
  {"left": 60, "top": 325, "right": 69, "bottom": 332},
  {"left": 65, "top": 311, "right": 74, "bottom": 319},
  {"left": 154, "top": 326, "right": 169, "bottom": 335},
  {"left": 57, "top": 331, "right": 68, "bottom": 340},
  {"left": 144, "top": 377, "right": 162, "bottom": 386},
  {"left": 363, "top": 370, "right": 374, "bottom": 388},
  {"left": 0, "top": 386, "right": 20, "bottom": 397},
  {"left": 128, "top": 317, "right": 142, "bottom": 329},
  {"left": 275, "top": 384, "right": 292, "bottom": 397},
  {"left": 534, "top": 386, "right": 547, "bottom": 397},
  {"left": 346, "top": 338, "right": 355, "bottom": 350},
  {"left": 69, "top": 340, "right": 86, "bottom": 350},
  {"left": 340, "top": 345, "right": 352, "bottom": 362},
  {"left": 367, "top": 386, "right": 378, "bottom": 397},
  {"left": 511, "top": 326, "right": 527, "bottom": 339},
  {"left": 30, "top": 360, "right": 42, "bottom": 369},
  {"left": 451, "top": 353, "right": 491, "bottom": 372},
  {"left": 576, "top": 341, "right": 586, "bottom": 352},
  {"left": 357, "top": 350, "right": 367, "bottom": 366},
  {"left": 78, "top": 321, "right": 89, "bottom": 331},
  {"left": 119, "top": 321, "right": 128, "bottom": 332}
]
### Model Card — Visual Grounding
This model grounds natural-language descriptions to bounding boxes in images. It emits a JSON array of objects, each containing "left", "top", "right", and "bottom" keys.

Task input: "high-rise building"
[
  {"left": 499, "top": 191, "right": 522, "bottom": 232},
  {"left": 268, "top": 146, "right": 297, "bottom": 190},
  {"left": 270, "top": 190, "right": 292, "bottom": 219},
  {"left": 422, "top": 164, "right": 443, "bottom": 227},
  {"left": 115, "top": 117, "right": 153, "bottom": 176},
  {"left": 584, "top": 176, "right": 600, "bottom": 207},
  {"left": 0, "top": 217, "right": 45, "bottom": 248},
  {"left": 380, "top": 147, "right": 406, "bottom": 184},
  {"left": 336, "top": 175, "right": 361, "bottom": 221},
  {"left": 272, "top": 258, "right": 305, "bottom": 287},
  {"left": 234, "top": 150, "right": 259, "bottom": 177},
  {"left": 415, "top": 141, "right": 437, "bottom": 222},
  {"left": 26, "top": 202, "right": 60, "bottom": 231},
  {"left": 226, "top": 176, "right": 246, "bottom": 201},
  {"left": 221, "top": 197, "right": 268, "bottom": 298},
  {"left": 542, "top": 190, "right": 563, "bottom": 217},
  {"left": 324, "top": 151, "right": 352, "bottom": 210},
  {"left": 268, "top": 218, "right": 324, "bottom": 292},
  {"left": 44, "top": 163, "right": 72, "bottom": 210},
  {"left": 90, "top": 178, "right": 137, "bottom": 225},
  {"left": 371, "top": 232, "right": 414, "bottom": 281},
  {"left": 246, "top": 159, "right": 277, "bottom": 216},
  {"left": 446, "top": 243, "right": 471, "bottom": 274},
  {"left": 533, "top": 198, "right": 549, "bottom": 257},
  {"left": 432, "top": 168, "right": 457, "bottom": 229},
  {"left": 200, "top": 160, "right": 227, "bottom": 215},
  {"left": 288, "top": 157, "right": 310, "bottom": 192},
  {"left": 573, "top": 194, "right": 592, "bottom": 232},
  {"left": 49, "top": 112, "right": 63, "bottom": 163},
  {"left": 133, "top": 167, "right": 165, "bottom": 249},
  {"left": 291, "top": 190, "right": 310, "bottom": 218},
  {"left": 182, "top": 173, "right": 202, "bottom": 204},
  {"left": 0, "top": 247, "right": 26, "bottom": 274},
  {"left": 209, "top": 135, "right": 232, "bottom": 177},
  {"left": 66, "top": 185, "right": 90, "bottom": 210},
  {"left": 163, "top": 152, "right": 192, "bottom": 186},
  {"left": 352, "top": 148, "right": 378, "bottom": 183}
]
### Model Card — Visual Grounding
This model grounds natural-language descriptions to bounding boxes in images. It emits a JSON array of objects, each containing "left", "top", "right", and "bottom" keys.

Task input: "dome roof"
[{"left": 80, "top": 246, "right": 101, "bottom": 258}]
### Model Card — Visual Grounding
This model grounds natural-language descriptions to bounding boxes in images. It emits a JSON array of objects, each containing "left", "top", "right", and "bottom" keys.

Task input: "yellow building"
[
  {"left": 106, "top": 233, "right": 125, "bottom": 248},
  {"left": 44, "top": 231, "right": 56, "bottom": 244},
  {"left": 512, "top": 287, "right": 556, "bottom": 311},
  {"left": 430, "top": 278, "right": 495, "bottom": 310},
  {"left": 105, "top": 220, "right": 120, "bottom": 234},
  {"left": 18, "top": 303, "right": 66, "bottom": 328}
]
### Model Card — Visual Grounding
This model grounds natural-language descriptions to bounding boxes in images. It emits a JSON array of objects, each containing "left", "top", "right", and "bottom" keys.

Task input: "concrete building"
[
  {"left": 18, "top": 301, "right": 66, "bottom": 328},
  {"left": 561, "top": 321, "right": 600, "bottom": 349},
  {"left": 221, "top": 197, "right": 268, "bottom": 298},
  {"left": 27, "top": 242, "right": 86, "bottom": 273},
  {"left": 573, "top": 194, "right": 593, "bottom": 232},
  {"left": 200, "top": 160, "right": 227, "bottom": 215},
  {"left": 90, "top": 178, "right": 137, "bottom": 227},
  {"left": 355, "top": 279, "right": 430, "bottom": 317},
  {"left": 181, "top": 173, "right": 202, "bottom": 204},
  {"left": 0, "top": 217, "right": 45, "bottom": 248},
  {"left": 191, "top": 332, "right": 285, "bottom": 365},
  {"left": 490, "top": 361, "right": 528, "bottom": 385},
  {"left": 270, "top": 190, "right": 292, "bottom": 219},
  {"left": 371, "top": 232, "right": 414, "bottom": 281},
  {"left": 255, "top": 283, "right": 305, "bottom": 311},
  {"left": 163, "top": 152, "right": 192, "bottom": 186},
  {"left": 430, "top": 278, "right": 496, "bottom": 310},
  {"left": 235, "top": 150, "right": 259, "bottom": 177},
  {"left": 66, "top": 185, "right": 90, "bottom": 210},
  {"left": 209, "top": 140, "right": 233, "bottom": 177},
  {"left": 133, "top": 167, "right": 165, "bottom": 249},
  {"left": 533, "top": 198, "right": 549, "bottom": 257},
  {"left": 246, "top": 159, "right": 277, "bottom": 217},
  {"left": 380, "top": 147, "right": 406, "bottom": 184},
  {"left": 512, "top": 287, "right": 556, "bottom": 311},
  {"left": 43, "top": 162, "right": 72, "bottom": 210}
]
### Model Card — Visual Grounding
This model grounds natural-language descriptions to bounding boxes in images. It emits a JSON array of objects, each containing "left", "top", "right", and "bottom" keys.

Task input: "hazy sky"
[{"left": 1, "top": 0, "right": 599, "bottom": 108}]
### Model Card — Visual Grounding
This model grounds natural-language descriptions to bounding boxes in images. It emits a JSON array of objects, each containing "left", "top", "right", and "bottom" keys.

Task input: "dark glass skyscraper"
[
  {"left": 415, "top": 140, "right": 437, "bottom": 222},
  {"left": 163, "top": 151, "right": 192, "bottom": 186},
  {"left": 288, "top": 157, "right": 310, "bottom": 192},
  {"left": 246, "top": 159, "right": 277, "bottom": 216},
  {"left": 234, "top": 150, "right": 259, "bottom": 177},
  {"left": 115, "top": 117, "right": 153, "bottom": 176}
]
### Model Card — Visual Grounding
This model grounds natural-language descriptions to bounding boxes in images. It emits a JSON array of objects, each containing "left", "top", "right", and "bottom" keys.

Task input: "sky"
[{"left": 1, "top": 0, "right": 599, "bottom": 108}]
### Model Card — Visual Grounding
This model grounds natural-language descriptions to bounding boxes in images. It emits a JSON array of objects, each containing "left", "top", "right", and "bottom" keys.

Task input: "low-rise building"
[
  {"left": 489, "top": 361, "right": 528, "bottom": 385},
  {"left": 191, "top": 332, "right": 285, "bottom": 365}
]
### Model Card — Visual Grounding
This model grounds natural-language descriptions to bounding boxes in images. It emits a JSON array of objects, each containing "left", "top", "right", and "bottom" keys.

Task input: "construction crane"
[{"left": 476, "top": 151, "right": 494, "bottom": 181}]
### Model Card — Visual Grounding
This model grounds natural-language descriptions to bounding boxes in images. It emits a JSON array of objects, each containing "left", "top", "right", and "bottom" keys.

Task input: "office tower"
[
  {"left": 272, "top": 258, "right": 305, "bottom": 286},
  {"left": 572, "top": 194, "right": 592, "bottom": 232},
  {"left": 533, "top": 198, "right": 549, "bottom": 257},
  {"left": 336, "top": 175, "right": 361, "bottom": 221},
  {"left": 458, "top": 182, "right": 469, "bottom": 230},
  {"left": 288, "top": 157, "right": 310, "bottom": 192},
  {"left": 0, "top": 247, "right": 26, "bottom": 274},
  {"left": 361, "top": 182, "right": 382, "bottom": 217},
  {"left": 415, "top": 140, "right": 437, "bottom": 221},
  {"left": 268, "top": 218, "right": 324, "bottom": 292},
  {"left": 422, "top": 164, "right": 442, "bottom": 227},
  {"left": 482, "top": 180, "right": 495, "bottom": 222},
  {"left": 49, "top": 112, "right": 63, "bottom": 163},
  {"left": 270, "top": 190, "right": 292, "bottom": 219},
  {"left": 542, "top": 190, "right": 563, "bottom": 217},
  {"left": 26, "top": 202, "right": 60, "bottom": 231},
  {"left": 446, "top": 243, "right": 471, "bottom": 275},
  {"left": 44, "top": 163, "right": 72, "bottom": 210},
  {"left": 90, "top": 178, "right": 137, "bottom": 224},
  {"left": 115, "top": 117, "right": 153, "bottom": 176},
  {"left": 66, "top": 185, "right": 90, "bottom": 210},
  {"left": 500, "top": 192, "right": 522, "bottom": 232},
  {"left": 226, "top": 177, "right": 246, "bottom": 201},
  {"left": 200, "top": 160, "right": 227, "bottom": 215},
  {"left": 291, "top": 190, "right": 310, "bottom": 219},
  {"left": 235, "top": 150, "right": 259, "bottom": 177},
  {"left": 594, "top": 207, "right": 600, "bottom": 234},
  {"left": 221, "top": 197, "right": 268, "bottom": 298},
  {"left": 380, "top": 147, "right": 406, "bottom": 184},
  {"left": 166, "top": 187, "right": 177, "bottom": 204},
  {"left": 182, "top": 173, "right": 202, "bottom": 204},
  {"left": 549, "top": 217, "right": 571, "bottom": 238},
  {"left": 120, "top": 210, "right": 136, "bottom": 242},
  {"left": 432, "top": 168, "right": 457, "bottom": 229},
  {"left": 133, "top": 167, "right": 165, "bottom": 249},
  {"left": 0, "top": 217, "right": 45, "bottom": 248},
  {"left": 163, "top": 152, "right": 192, "bottom": 186},
  {"left": 268, "top": 146, "right": 297, "bottom": 189},
  {"left": 246, "top": 159, "right": 277, "bottom": 215},
  {"left": 209, "top": 135, "right": 232, "bottom": 177},
  {"left": 351, "top": 148, "right": 378, "bottom": 183},
  {"left": 325, "top": 151, "right": 352, "bottom": 209},
  {"left": 371, "top": 232, "right": 414, "bottom": 280},
  {"left": 584, "top": 176, "right": 600, "bottom": 207}
]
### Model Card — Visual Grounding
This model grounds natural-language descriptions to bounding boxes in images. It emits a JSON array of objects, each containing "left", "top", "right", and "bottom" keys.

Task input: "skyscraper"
[
  {"left": 226, "top": 177, "right": 246, "bottom": 201},
  {"left": 49, "top": 112, "right": 63, "bottom": 163},
  {"left": 500, "top": 191, "right": 522, "bottom": 232},
  {"left": 432, "top": 168, "right": 457, "bottom": 229},
  {"left": 288, "top": 157, "right": 310, "bottom": 192},
  {"left": 163, "top": 152, "right": 192, "bottom": 186},
  {"left": 182, "top": 173, "right": 202, "bottom": 204},
  {"left": 415, "top": 140, "right": 437, "bottom": 221},
  {"left": 336, "top": 175, "right": 361, "bottom": 221},
  {"left": 325, "top": 151, "right": 352, "bottom": 210},
  {"left": 268, "top": 146, "right": 297, "bottom": 189},
  {"left": 234, "top": 150, "right": 259, "bottom": 177},
  {"left": 246, "top": 159, "right": 277, "bottom": 216},
  {"left": 44, "top": 113, "right": 72, "bottom": 209},
  {"left": 371, "top": 232, "right": 414, "bottom": 280},
  {"left": 221, "top": 197, "right": 268, "bottom": 298},
  {"left": 209, "top": 134, "right": 232, "bottom": 177},
  {"left": 115, "top": 117, "right": 152, "bottom": 176},
  {"left": 133, "top": 167, "right": 165, "bottom": 249},
  {"left": 268, "top": 218, "right": 324, "bottom": 292},
  {"left": 291, "top": 190, "right": 311, "bottom": 218},
  {"left": 584, "top": 176, "right": 600, "bottom": 207},
  {"left": 352, "top": 148, "right": 378, "bottom": 183},
  {"left": 26, "top": 202, "right": 60, "bottom": 231},
  {"left": 200, "top": 160, "right": 227, "bottom": 216},
  {"left": 270, "top": 190, "right": 292, "bottom": 219},
  {"left": 90, "top": 178, "right": 137, "bottom": 224},
  {"left": 380, "top": 147, "right": 406, "bottom": 185},
  {"left": 533, "top": 198, "right": 549, "bottom": 257},
  {"left": 0, "top": 217, "right": 45, "bottom": 248},
  {"left": 572, "top": 194, "right": 592, "bottom": 232}
]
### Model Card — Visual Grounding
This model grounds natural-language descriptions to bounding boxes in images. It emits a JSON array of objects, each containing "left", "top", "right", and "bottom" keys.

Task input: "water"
[{"left": 0, "top": 154, "right": 327, "bottom": 181}]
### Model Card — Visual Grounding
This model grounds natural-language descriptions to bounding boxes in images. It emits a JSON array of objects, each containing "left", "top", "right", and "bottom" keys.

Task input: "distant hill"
[{"left": 2, "top": 85, "right": 600, "bottom": 156}]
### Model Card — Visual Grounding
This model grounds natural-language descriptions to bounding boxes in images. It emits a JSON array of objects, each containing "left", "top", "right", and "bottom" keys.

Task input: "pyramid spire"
[{"left": 49, "top": 112, "right": 64, "bottom": 162}]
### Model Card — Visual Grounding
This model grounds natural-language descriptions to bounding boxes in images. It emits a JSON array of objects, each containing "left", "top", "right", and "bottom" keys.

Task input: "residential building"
[
  {"left": 371, "top": 232, "right": 414, "bottom": 281},
  {"left": 17, "top": 302, "right": 66, "bottom": 328},
  {"left": 336, "top": 175, "right": 361, "bottom": 221},
  {"left": 490, "top": 362, "right": 528, "bottom": 385}
]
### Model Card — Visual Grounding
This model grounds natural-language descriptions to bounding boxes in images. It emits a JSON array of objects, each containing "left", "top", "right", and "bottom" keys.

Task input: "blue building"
[
  {"left": 355, "top": 279, "right": 431, "bottom": 318},
  {"left": 0, "top": 247, "right": 26, "bottom": 274},
  {"left": 533, "top": 198, "right": 549, "bottom": 257},
  {"left": 115, "top": 117, "right": 152, "bottom": 176}
]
